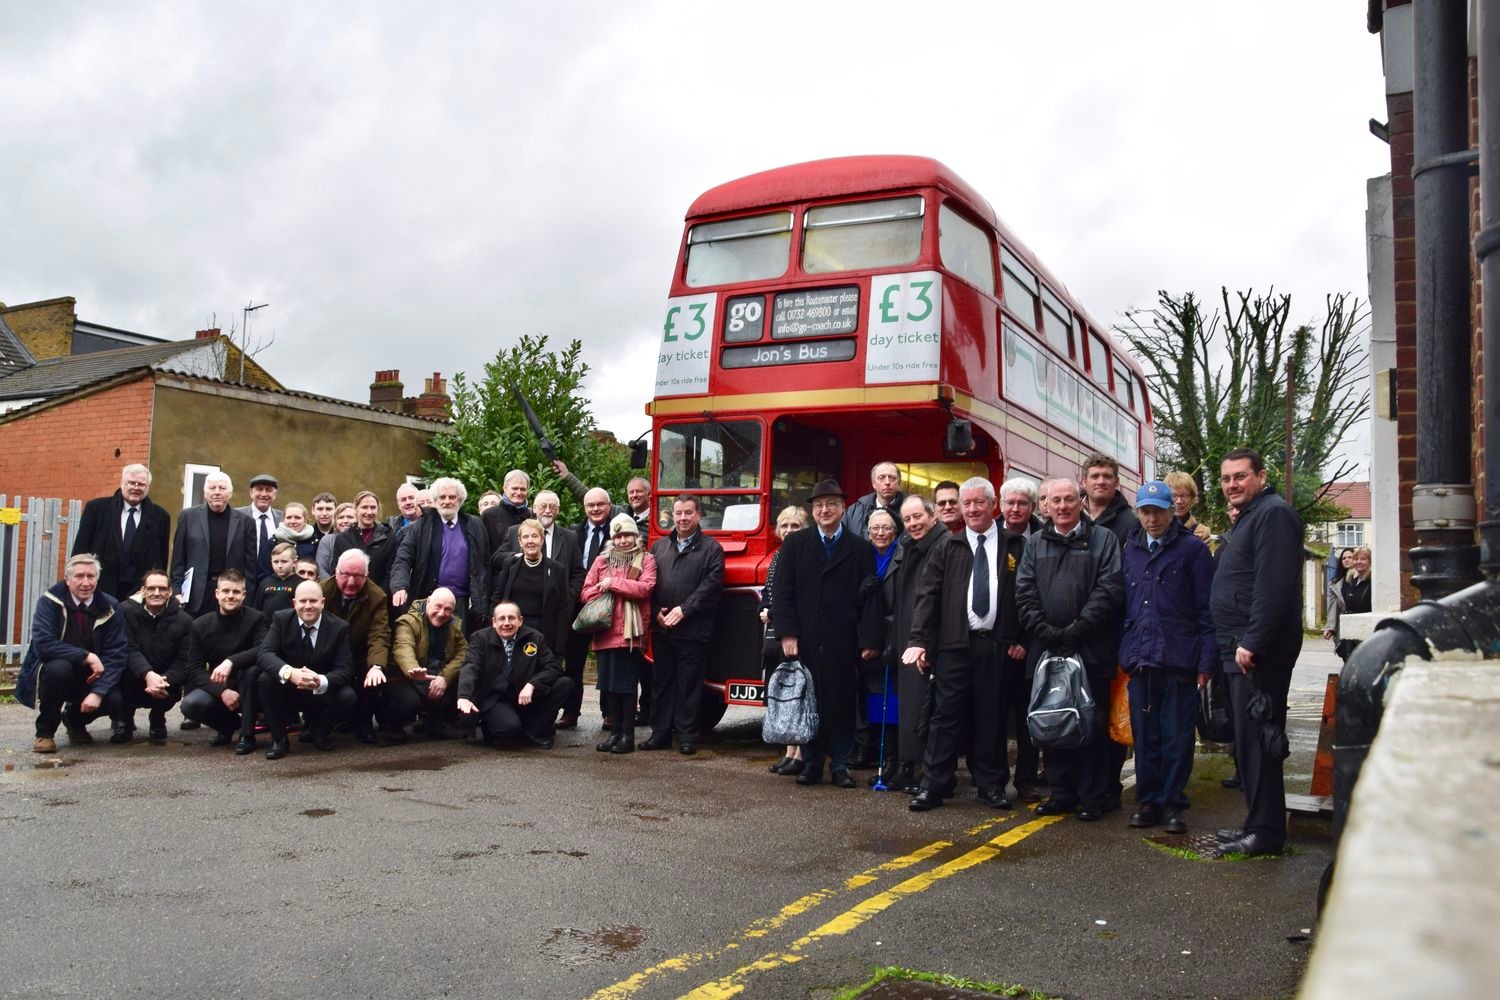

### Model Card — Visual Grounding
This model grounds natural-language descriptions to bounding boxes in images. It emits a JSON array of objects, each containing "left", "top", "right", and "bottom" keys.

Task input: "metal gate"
[{"left": 1, "top": 496, "right": 83, "bottom": 662}]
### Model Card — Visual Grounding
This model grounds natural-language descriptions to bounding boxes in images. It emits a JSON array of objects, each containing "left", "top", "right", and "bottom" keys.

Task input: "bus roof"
[{"left": 687, "top": 155, "right": 1000, "bottom": 231}]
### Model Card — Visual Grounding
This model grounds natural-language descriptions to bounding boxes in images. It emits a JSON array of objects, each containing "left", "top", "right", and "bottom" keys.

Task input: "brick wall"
[
  {"left": 0, "top": 297, "right": 76, "bottom": 360},
  {"left": 0, "top": 377, "right": 155, "bottom": 503}
]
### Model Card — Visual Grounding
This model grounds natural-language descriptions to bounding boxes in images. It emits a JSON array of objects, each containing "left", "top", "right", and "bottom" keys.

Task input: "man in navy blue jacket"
[
  {"left": 1120, "top": 481, "right": 1217, "bottom": 834},
  {"left": 18, "top": 554, "right": 130, "bottom": 753},
  {"left": 1209, "top": 448, "right": 1304, "bottom": 857}
]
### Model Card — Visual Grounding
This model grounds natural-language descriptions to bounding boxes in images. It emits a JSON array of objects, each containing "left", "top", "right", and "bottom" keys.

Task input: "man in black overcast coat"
[{"left": 72, "top": 464, "right": 170, "bottom": 601}]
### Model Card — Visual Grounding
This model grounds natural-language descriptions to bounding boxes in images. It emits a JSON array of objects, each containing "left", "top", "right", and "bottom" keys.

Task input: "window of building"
[
  {"left": 685, "top": 211, "right": 793, "bottom": 288},
  {"left": 937, "top": 203, "right": 994, "bottom": 294},
  {"left": 802, "top": 196, "right": 924, "bottom": 274},
  {"left": 182, "top": 463, "right": 221, "bottom": 509},
  {"left": 1335, "top": 522, "right": 1365, "bottom": 547},
  {"left": 1001, "top": 247, "right": 1039, "bottom": 328}
]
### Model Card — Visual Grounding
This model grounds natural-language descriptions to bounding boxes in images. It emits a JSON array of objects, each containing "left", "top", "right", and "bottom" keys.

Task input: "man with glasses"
[
  {"left": 932, "top": 480, "right": 964, "bottom": 534},
  {"left": 73, "top": 464, "right": 171, "bottom": 601},
  {"left": 118, "top": 570, "right": 193, "bottom": 743}
]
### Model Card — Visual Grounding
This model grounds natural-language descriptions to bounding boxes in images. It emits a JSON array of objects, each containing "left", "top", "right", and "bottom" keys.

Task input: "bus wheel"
[{"left": 700, "top": 691, "right": 728, "bottom": 733}]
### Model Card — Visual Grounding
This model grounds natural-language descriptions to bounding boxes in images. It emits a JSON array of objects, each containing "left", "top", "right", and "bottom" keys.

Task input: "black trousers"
[
  {"left": 1046, "top": 670, "right": 1113, "bottom": 809},
  {"left": 120, "top": 674, "right": 181, "bottom": 723},
  {"left": 649, "top": 633, "right": 707, "bottom": 743},
  {"left": 255, "top": 671, "right": 357, "bottom": 741},
  {"left": 895, "top": 663, "right": 932, "bottom": 765},
  {"left": 477, "top": 677, "right": 575, "bottom": 742},
  {"left": 1000, "top": 653, "right": 1036, "bottom": 788},
  {"left": 34, "top": 659, "right": 122, "bottom": 738},
  {"left": 563, "top": 630, "right": 591, "bottom": 718},
  {"left": 1228, "top": 664, "right": 1292, "bottom": 847},
  {"left": 922, "top": 632, "right": 1006, "bottom": 794},
  {"left": 180, "top": 687, "right": 241, "bottom": 735},
  {"left": 379, "top": 679, "right": 456, "bottom": 729},
  {"left": 802, "top": 651, "right": 859, "bottom": 774}
]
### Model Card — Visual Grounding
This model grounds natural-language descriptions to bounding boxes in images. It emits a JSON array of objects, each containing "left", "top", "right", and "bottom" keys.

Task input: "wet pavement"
[{"left": 0, "top": 643, "right": 1340, "bottom": 999}]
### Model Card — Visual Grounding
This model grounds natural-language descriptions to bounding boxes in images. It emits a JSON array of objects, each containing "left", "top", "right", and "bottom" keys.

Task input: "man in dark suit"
[
  {"left": 321, "top": 548, "right": 393, "bottom": 742},
  {"left": 239, "top": 473, "right": 285, "bottom": 581},
  {"left": 255, "top": 580, "right": 357, "bottom": 759},
  {"left": 557, "top": 483, "right": 619, "bottom": 728},
  {"left": 904, "top": 477, "right": 1027, "bottom": 812},
  {"left": 499, "top": 490, "right": 583, "bottom": 575},
  {"left": 455, "top": 600, "right": 573, "bottom": 748},
  {"left": 480, "top": 469, "right": 535, "bottom": 552},
  {"left": 645, "top": 495, "right": 725, "bottom": 754},
  {"left": 169, "top": 472, "right": 258, "bottom": 616},
  {"left": 72, "top": 464, "right": 171, "bottom": 601},
  {"left": 772, "top": 479, "right": 883, "bottom": 787},
  {"left": 389, "top": 477, "right": 490, "bottom": 634}
]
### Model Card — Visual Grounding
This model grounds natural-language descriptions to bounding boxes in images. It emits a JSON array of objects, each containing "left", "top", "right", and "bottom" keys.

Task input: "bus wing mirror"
[
  {"left": 946, "top": 417, "right": 974, "bottom": 456},
  {"left": 629, "top": 439, "right": 649, "bottom": 469}
]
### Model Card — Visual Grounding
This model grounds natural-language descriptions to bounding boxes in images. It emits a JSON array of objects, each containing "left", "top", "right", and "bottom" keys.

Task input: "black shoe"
[
  {"left": 611, "top": 734, "right": 635, "bottom": 754},
  {"left": 831, "top": 769, "right": 856, "bottom": 788},
  {"left": 633, "top": 711, "right": 650, "bottom": 727},
  {"left": 1078, "top": 806, "right": 1104, "bottom": 822},
  {"left": 846, "top": 750, "right": 875, "bottom": 771},
  {"left": 1129, "top": 805, "right": 1162, "bottom": 829},
  {"left": 890, "top": 762, "right": 916, "bottom": 788},
  {"left": 1035, "top": 798, "right": 1076, "bottom": 816},
  {"left": 234, "top": 736, "right": 257, "bottom": 755},
  {"left": 522, "top": 734, "right": 554, "bottom": 749},
  {"left": 1017, "top": 784, "right": 1045, "bottom": 804},
  {"left": 1222, "top": 774, "right": 1243, "bottom": 789},
  {"left": 908, "top": 789, "right": 944, "bottom": 812},
  {"left": 265, "top": 739, "right": 289, "bottom": 760},
  {"left": 209, "top": 730, "right": 233, "bottom": 747},
  {"left": 679, "top": 743, "right": 697, "bottom": 756},
  {"left": 148, "top": 722, "right": 168, "bottom": 743},
  {"left": 1162, "top": 810, "right": 1188, "bottom": 835},
  {"left": 795, "top": 768, "right": 824, "bottom": 786},
  {"left": 312, "top": 732, "right": 334, "bottom": 751},
  {"left": 768, "top": 755, "right": 793, "bottom": 773},
  {"left": 355, "top": 726, "right": 379, "bottom": 745},
  {"left": 640, "top": 736, "right": 671, "bottom": 751},
  {"left": 298, "top": 729, "right": 315, "bottom": 744},
  {"left": 179, "top": 719, "right": 201, "bottom": 731},
  {"left": 597, "top": 733, "right": 622, "bottom": 752},
  {"left": 1216, "top": 832, "right": 1282, "bottom": 858},
  {"left": 1216, "top": 827, "right": 1247, "bottom": 843},
  {"left": 780, "top": 758, "right": 805, "bottom": 776},
  {"left": 978, "top": 787, "right": 1013, "bottom": 809}
]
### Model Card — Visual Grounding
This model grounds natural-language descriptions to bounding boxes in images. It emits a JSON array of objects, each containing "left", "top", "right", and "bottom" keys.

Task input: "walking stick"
[{"left": 871, "top": 657, "right": 893, "bottom": 792}]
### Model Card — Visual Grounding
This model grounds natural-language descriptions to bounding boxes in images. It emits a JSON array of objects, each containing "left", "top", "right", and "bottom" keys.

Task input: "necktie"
[
  {"left": 587, "top": 526, "right": 603, "bottom": 567},
  {"left": 1149, "top": 538, "right": 1160, "bottom": 554},
  {"left": 258, "top": 513, "right": 270, "bottom": 555},
  {"left": 301, "top": 623, "right": 316, "bottom": 660},
  {"left": 122, "top": 506, "right": 138, "bottom": 553},
  {"left": 823, "top": 534, "right": 836, "bottom": 556},
  {"left": 503, "top": 638, "right": 515, "bottom": 663},
  {"left": 972, "top": 533, "right": 990, "bottom": 619}
]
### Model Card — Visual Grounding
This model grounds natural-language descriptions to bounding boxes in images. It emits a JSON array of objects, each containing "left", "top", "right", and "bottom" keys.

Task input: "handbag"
[
  {"left": 1108, "top": 666, "right": 1133, "bottom": 746},
  {"left": 1196, "top": 669, "right": 1235, "bottom": 744},
  {"left": 571, "top": 592, "right": 614, "bottom": 634}
]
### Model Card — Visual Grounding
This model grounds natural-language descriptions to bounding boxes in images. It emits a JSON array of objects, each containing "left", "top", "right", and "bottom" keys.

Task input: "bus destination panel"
[
  {"left": 771, "top": 286, "right": 859, "bottom": 339},
  {"left": 721, "top": 338, "right": 857, "bottom": 369}
]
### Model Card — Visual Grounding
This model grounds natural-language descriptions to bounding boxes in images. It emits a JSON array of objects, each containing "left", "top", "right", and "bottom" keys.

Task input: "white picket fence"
[{"left": 1, "top": 495, "right": 83, "bottom": 664}]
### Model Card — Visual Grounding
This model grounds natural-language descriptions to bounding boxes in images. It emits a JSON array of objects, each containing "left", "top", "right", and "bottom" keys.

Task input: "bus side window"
[
  {"left": 938, "top": 203, "right": 995, "bottom": 294},
  {"left": 1001, "top": 247, "right": 1039, "bottom": 329}
]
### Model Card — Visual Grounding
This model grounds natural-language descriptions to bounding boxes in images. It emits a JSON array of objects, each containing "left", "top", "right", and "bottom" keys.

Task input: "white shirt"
[{"left": 965, "top": 522, "right": 1000, "bottom": 632}]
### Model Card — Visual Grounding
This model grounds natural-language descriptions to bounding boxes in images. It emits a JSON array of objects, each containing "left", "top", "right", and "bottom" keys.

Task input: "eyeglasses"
[{"left": 934, "top": 499, "right": 959, "bottom": 507}]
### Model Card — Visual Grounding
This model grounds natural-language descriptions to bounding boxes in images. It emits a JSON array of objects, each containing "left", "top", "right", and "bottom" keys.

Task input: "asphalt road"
[{"left": 0, "top": 646, "right": 1339, "bottom": 1000}]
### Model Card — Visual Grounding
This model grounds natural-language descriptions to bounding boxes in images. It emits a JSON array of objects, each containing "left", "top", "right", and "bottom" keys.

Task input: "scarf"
[{"left": 606, "top": 538, "right": 646, "bottom": 646}]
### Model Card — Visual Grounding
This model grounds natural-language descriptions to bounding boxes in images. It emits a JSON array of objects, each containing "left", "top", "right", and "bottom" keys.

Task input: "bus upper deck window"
[
  {"left": 685, "top": 212, "right": 793, "bottom": 288},
  {"left": 802, "top": 196, "right": 923, "bottom": 274},
  {"left": 938, "top": 203, "right": 995, "bottom": 294}
]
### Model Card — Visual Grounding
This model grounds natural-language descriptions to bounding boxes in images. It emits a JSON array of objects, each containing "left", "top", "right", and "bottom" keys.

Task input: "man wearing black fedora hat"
[{"left": 771, "top": 478, "right": 884, "bottom": 788}]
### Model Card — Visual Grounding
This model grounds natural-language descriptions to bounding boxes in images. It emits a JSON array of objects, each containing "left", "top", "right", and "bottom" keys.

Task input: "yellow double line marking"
[{"left": 588, "top": 813, "right": 1064, "bottom": 1000}]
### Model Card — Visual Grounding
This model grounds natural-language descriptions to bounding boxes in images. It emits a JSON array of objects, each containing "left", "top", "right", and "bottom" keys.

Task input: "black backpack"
[{"left": 1027, "top": 652, "right": 1098, "bottom": 749}]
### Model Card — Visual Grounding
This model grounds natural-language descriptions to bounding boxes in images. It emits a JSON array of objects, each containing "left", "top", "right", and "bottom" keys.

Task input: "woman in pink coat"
[{"left": 581, "top": 513, "right": 657, "bottom": 754}]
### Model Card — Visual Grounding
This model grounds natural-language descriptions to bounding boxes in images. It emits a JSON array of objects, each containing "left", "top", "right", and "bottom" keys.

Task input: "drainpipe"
[
  {"left": 1408, "top": 0, "right": 1480, "bottom": 599},
  {"left": 1480, "top": 0, "right": 1500, "bottom": 578}
]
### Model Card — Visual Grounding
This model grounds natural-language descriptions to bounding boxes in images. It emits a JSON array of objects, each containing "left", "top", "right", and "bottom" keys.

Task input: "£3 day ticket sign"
[
  {"left": 655, "top": 294, "right": 716, "bottom": 396},
  {"left": 866, "top": 271, "right": 942, "bottom": 384}
]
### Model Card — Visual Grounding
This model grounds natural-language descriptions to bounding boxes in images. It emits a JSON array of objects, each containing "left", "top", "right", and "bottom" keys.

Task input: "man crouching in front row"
[
  {"left": 456, "top": 600, "right": 572, "bottom": 749},
  {"left": 255, "top": 580, "right": 357, "bottom": 760}
]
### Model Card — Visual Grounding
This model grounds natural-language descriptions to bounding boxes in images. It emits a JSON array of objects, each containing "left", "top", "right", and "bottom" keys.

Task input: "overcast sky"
[{"left": 0, "top": 1, "right": 1388, "bottom": 470}]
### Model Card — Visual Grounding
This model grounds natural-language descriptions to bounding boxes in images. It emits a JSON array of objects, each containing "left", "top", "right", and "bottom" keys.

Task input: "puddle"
[
  {"left": 528, "top": 849, "right": 589, "bottom": 858},
  {"left": 540, "top": 925, "right": 646, "bottom": 964},
  {"left": 632, "top": 813, "right": 669, "bottom": 823},
  {"left": 42, "top": 798, "right": 78, "bottom": 808},
  {"left": 379, "top": 786, "right": 414, "bottom": 793},
  {"left": 3, "top": 759, "right": 79, "bottom": 772},
  {"left": 301, "top": 808, "right": 336, "bottom": 818},
  {"left": 451, "top": 844, "right": 502, "bottom": 861},
  {"left": 348, "top": 754, "right": 452, "bottom": 774}
]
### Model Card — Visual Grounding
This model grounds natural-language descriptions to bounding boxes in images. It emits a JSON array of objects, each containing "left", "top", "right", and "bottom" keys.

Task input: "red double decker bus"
[{"left": 646, "top": 155, "right": 1155, "bottom": 730}]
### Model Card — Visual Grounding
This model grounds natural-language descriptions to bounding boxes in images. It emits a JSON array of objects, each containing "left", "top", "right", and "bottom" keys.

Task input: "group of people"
[
  {"left": 19, "top": 447, "right": 1303, "bottom": 857},
  {"left": 758, "top": 452, "right": 1301, "bottom": 858}
]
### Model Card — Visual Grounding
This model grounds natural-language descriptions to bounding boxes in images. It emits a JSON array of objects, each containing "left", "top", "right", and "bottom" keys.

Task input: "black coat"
[
  {"left": 1208, "top": 485, "right": 1304, "bottom": 670},
  {"left": 1089, "top": 489, "right": 1135, "bottom": 549},
  {"left": 169, "top": 504, "right": 258, "bottom": 612},
  {"left": 184, "top": 606, "right": 269, "bottom": 697},
  {"left": 330, "top": 522, "right": 398, "bottom": 592},
  {"left": 771, "top": 527, "right": 885, "bottom": 689},
  {"left": 72, "top": 491, "right": 172, "bottom": 600},
  {"left": 456, "top": 624, "right": 562, "bottom": 710},
  {"left": 1014, "top": 518, "right": 1124, "bottom": 678},
  {"left": 389, "top": 510, "right": 491, "bottom": 621},
  {"left": 908, "top": 526, "right": 1026, "bottom": 656},
  {"left": 882, "top": 526, "right": 947, "bottom": 664},
  {"left": 257, "top": 610, "right": 355, "bottom": 691},
  {"left": 500, "top": 522, "right": 585, "bottom": 597},
  {"left": 481, "top": 501, "right": 535, "bottom": 553},
  {"left": 649, "top": 531, "right": 725, "bottom": 642},
  {"left": 120, "top": 597, "right": 194, "bottom": 686},
  {"left": 489, "top": 551, "right": 573, "bottom": 654}
]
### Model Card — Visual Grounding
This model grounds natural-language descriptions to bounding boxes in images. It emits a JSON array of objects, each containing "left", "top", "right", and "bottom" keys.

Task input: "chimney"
[
  {"left": 195, "top": 327, "right": 221, "bottom": 340},
  {"left": 412, "top": 370, "right": 451, "bottom": 420},
  {"left": 369, "top": 369, "right": 404, "bottom": 411}
]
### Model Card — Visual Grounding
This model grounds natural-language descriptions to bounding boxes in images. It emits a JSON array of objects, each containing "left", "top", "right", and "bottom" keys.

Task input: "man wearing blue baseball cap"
[{"left": 1118, "top": 480, "right": 1217, "bottom": 834}]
